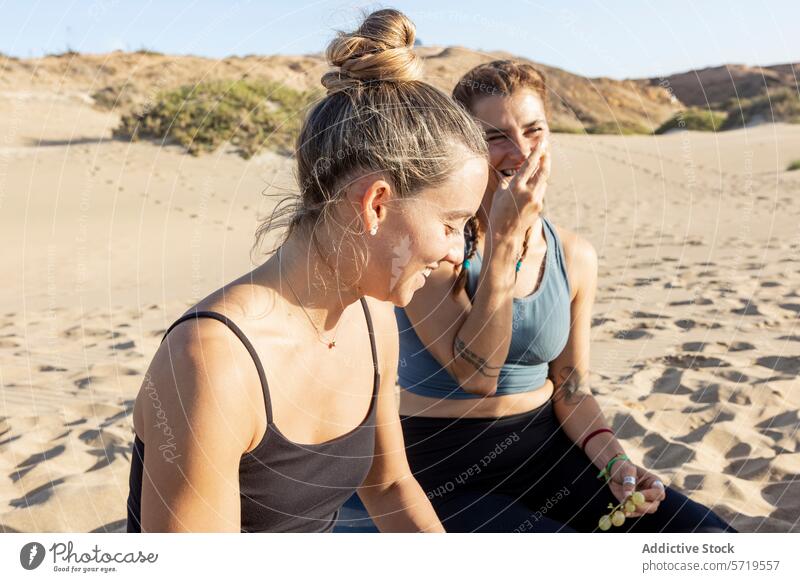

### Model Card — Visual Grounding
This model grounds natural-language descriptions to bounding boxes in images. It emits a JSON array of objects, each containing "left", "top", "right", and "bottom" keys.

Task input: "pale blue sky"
[{"left": 0, "top": 0, "right": 797, "bottom": 79}]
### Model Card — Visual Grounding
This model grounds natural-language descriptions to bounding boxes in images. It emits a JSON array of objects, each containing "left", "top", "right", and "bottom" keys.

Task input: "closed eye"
[{"left": 445, "top": 221, "right": 467, "bottom": 237}]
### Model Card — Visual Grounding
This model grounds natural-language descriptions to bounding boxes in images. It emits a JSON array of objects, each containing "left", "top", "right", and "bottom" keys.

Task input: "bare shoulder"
[
  {"left": 552, "top": 223, "right": 598, "bottom": 299},
  {"left": 134, "top": 314, "right": 260, "bottom": 455}
]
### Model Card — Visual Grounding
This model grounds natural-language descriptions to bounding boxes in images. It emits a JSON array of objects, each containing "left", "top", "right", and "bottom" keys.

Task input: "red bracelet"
[{"left": 582, "top": 428, "right": 614, "bottom": 451}]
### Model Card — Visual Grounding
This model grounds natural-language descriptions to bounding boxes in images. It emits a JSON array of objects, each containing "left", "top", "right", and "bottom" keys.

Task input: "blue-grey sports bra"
[{"left": 395, "top": 216, "right": 572, "bottom": 399}]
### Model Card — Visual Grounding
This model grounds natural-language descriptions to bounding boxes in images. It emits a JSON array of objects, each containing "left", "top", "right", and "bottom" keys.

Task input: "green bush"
[
  {"left": 114, "top": 79, "right": 319, "bottom": 158},
  {"left": 585, "top": 121, "right": 651, "bottom": 135},
  {"left": 549, "top": 123, "right": 585, "bottom": 134},
  {"left": 787, "top": 160, "right": 800, "bottom": 172},
  {"left": 654, "top": 108, "right": 726, "bottom": 134},
  {"left": 722, "top": 88, "right": 800, "bottom": 130}
]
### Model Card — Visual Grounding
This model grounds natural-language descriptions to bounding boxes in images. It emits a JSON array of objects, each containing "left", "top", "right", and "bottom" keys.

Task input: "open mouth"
[{"left": 500, "top": 168, "right": 519, "bottom": 177}]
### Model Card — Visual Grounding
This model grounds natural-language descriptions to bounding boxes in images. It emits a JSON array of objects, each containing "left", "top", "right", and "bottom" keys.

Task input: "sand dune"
[{"left": 1, "top": 84, "right": 799, "bottom": 532}]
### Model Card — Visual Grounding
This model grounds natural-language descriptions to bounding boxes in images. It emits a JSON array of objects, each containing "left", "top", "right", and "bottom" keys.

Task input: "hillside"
[
  {"left": 0, "top": 47, "right": 678, "bottom": 134},
  {"left": 647, "top": 63, "right": 798, "bottom": 108}
]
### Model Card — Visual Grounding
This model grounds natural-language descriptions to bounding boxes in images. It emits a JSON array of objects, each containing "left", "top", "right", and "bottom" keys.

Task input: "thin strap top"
[
  {"left": 126, "top": 296, "right": 381, "bottom": 533},
  {"left": 395, "top": 216, "right": 571, "bottom": 398}
]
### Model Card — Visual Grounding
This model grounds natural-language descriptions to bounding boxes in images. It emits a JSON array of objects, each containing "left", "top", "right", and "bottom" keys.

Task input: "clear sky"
[{"left": 1, "top": 0, "right": 797, "bottom": 79}]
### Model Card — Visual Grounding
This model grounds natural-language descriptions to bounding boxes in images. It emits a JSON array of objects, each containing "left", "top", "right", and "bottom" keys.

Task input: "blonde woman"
[{"left": 126, "top": 9, "right": 490, "bottom": 533}]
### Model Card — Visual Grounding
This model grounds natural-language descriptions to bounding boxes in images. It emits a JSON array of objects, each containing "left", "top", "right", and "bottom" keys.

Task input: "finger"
[
  {"left": 491, "top": 167, "right": 511, "bottom": 191},
  {"left": 620, "top": 467, "right": 638, "bottom": 498},
  {"left": 631, "top": 499, "right": 660, "bottom": 515},
  {"left": 637, "top": 487, "right": 666, "bottom": 505},
  {"left": 511, "top": 139, "right": 546, "bottom": 187},
  {"left": 648, "top": 480, "right": 667, "bottom": 501}
]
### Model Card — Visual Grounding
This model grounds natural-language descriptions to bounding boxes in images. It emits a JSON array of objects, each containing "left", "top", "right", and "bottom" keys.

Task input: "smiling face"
[
  {"left": 470, "top": 90, "right": 549, "bottom": 198},
  {"left": 358, "top": 149, "right": 488, "bottom": 306}
]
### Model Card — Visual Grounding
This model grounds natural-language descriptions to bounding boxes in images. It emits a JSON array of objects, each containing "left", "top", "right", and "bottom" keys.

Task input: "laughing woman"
[
  {"left": 396, "top": 60, "right": 737, "bottom": 533},
  {"left": 125, "top": 9, "right": 490, "bottom": 532}
]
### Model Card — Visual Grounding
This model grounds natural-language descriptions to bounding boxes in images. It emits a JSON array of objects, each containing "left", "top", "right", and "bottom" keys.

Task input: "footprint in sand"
[
  {"left": 726, "top": 457, "right": 774, "bottom": 480},
  {"left": 39, "top": 365, "right": 68, "bottom": 372},
  {"left": 732, "top": 301, "right": 762, "bottom": 316},
  {"left": 614, "top": 329, "right": 653, "bottom": 340},
  {"left": 110, "top": 340, "right": 135, "bottom": 350},
  {"left": 652, "top": 368, "right": 692, "bottom": 395},
  {"left": 662, "top": 354, "right": 730, "bottom": 369},
  {"left": 642, "top": 433, "right": 695, "bottom": 470},
  {"left": 756, "top": 356, "right": 800, "bottom": 376},
  {"left": 682, "top": 341, "right": 706, "bottom": 352},
  {"left": 9, "top": 478, "right": 66, "bottom": 508},
  {"left": 724, "top": 341, "right": 756, "bottom": 352},
  {"left": 683, "top": 474, "right": 705, "bottom": 491},
  {"left": 725, "top": 442, "right": 752, "bottom": 459}
]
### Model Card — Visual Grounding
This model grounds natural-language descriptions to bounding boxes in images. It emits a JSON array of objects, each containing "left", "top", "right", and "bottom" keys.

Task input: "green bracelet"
[{"left": 597, "top": 453, "right": 629, "bottom": 483}]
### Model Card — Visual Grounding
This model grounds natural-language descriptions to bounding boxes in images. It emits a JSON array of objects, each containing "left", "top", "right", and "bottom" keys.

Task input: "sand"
[{"left": 1, "top": 84, "right": 799, "bottom": 533}]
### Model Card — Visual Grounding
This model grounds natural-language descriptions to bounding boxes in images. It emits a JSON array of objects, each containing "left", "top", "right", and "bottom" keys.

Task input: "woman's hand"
[
  {"left": 608, "top": 460, "right": 667, "bottom": 518},
  {"left": 487, "top": 138, "right": 550, "bottom": 239}
]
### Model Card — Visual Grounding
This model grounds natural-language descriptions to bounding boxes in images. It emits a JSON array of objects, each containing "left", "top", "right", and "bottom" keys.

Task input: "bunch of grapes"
[{"left": 598, "top": 491, "right": 646, "bottom": 531}]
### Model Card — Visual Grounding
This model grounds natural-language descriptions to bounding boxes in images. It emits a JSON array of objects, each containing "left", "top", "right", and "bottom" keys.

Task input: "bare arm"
[
  {"left": 404, "top": 236, "right": 520, "bottom": 396},
  {"left": 548, "top": 234, "right": 624, "bottom": 470},
  {"left": 405, "top": 143, "right": 550, "bottom": 396},
  {"left": 137, "top": 320, "right": 258, "bottom": 532},
  {"left": 357, "top": 301, "right": 444, "bottom": 532}
]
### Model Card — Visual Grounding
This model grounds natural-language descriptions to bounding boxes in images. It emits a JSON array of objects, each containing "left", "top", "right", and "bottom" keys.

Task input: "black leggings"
[{"left": 400, "top": 400, "right": 737, "bottom": 533}]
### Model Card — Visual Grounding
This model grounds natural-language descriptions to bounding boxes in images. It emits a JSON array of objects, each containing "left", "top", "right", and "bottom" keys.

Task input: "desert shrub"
[
  {"left": 113, "top": 79, "right": 319, "bottom": 158},
  {"left": 722, "top": 88, "right": 800, "bottom": 129},
  {"left": 655, "top": 108, "right": 727, "bottom": 134},
  {"left": 585, "top": 120, "right": 651, "bottom": 135}
]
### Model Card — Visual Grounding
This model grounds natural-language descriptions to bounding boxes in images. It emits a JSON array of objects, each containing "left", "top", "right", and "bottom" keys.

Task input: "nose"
[
  {"left": 508, "top": 132, "right": 532, "bottom": 164},
  {"left": 443, "top": 239, "right": 465, "bottom": 266}
]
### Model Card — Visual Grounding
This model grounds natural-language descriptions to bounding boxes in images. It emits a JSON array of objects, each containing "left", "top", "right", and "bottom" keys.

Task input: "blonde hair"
[{"left": 254, "top": 8, "right": 487, "bottom": 262}]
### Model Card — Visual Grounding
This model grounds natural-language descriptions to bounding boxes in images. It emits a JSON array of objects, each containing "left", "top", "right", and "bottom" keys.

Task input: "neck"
[{"left": 255, "top": 228, "right": 362, "bottom": 331}]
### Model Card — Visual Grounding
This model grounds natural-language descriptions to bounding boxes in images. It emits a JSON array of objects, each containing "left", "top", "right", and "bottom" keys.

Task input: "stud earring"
[{"left": 369, "top": 225, "right": 378, "bottom": 236}]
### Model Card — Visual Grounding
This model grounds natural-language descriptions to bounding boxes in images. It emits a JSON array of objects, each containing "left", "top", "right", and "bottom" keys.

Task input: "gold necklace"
[{"left": 278, "top": 247, "right": 341, "bottom": 349}]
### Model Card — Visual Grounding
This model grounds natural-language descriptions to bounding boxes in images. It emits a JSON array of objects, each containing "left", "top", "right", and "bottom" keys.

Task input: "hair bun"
[{"left": 321, "top": 9, "right": 423, "bottom": 94}]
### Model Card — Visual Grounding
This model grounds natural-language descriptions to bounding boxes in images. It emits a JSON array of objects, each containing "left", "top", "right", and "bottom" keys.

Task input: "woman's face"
[
  {"left": 470, "top": 90, "right": 549, "bottom": 196},
  {"left": 361, "top": 150, "right": 488, "bottom": 306}
]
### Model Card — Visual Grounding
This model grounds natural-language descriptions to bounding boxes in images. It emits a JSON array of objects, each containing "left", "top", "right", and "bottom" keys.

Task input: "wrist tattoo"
[{"left": 453, "top": 337, "right": 501, "bottom": 378}]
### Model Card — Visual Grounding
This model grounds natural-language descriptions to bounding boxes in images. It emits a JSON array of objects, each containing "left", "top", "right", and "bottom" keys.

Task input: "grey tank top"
[{"left": 126, "top": 297, "right": 380, "bottom": 532}]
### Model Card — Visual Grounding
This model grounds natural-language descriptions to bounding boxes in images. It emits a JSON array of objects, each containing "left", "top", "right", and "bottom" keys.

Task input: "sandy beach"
[{"left": 1, "top": 68, "right": 799, "bottom": 533}]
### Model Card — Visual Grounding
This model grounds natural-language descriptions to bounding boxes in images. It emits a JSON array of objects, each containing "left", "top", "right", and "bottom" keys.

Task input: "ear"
[{"left": 347, "top": 176, "right": 393, "bottom": 233}]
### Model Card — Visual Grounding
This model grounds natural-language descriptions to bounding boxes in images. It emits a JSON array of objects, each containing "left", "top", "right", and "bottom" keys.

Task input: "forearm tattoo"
[
  {"left": 453, "top": 337, "right": 502, "bottom": 378},
  {"left": 551, "top": 366, "right": 588, "bottom": 405}
]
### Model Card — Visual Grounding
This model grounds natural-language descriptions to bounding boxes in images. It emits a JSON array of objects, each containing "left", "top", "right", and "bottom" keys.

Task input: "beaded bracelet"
[{"left": 597, "top": 453, "right": 629, "bottom": 483}]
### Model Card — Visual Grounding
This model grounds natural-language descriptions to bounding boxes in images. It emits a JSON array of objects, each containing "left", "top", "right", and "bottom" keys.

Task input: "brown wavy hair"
[{"left": 451, "top": 60, "right": 548, "bottom": 296}]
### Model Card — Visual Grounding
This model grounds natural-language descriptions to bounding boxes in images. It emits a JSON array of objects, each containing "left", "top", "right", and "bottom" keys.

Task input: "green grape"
[
  {"left": 631, "top": 491, "right": 646, "bottom": 507},
  {"left": 624, "top": 500, "right": 637, "bottom": 513},
  {"left": 611, "top": 511, "right": 626, "bottom": 527},
  {"left": 598, "top": 515, "right": 612, "bottom": 531}
]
